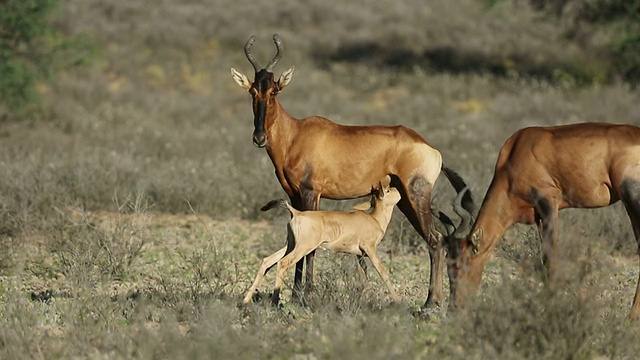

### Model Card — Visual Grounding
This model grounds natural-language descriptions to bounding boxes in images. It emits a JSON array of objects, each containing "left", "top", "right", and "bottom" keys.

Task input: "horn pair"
[
  {"left": 244, "top": 34, "right": 284, "bottom": 73},
  {"left": 438, "top": 187, "right": 473, "bottom": 238}
]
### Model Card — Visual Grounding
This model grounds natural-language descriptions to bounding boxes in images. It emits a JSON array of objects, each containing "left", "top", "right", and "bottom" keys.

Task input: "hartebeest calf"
[
  {"left": 231, "top": 34, "right": 470, "bottom": 309},
  {"left": 243, "top": 177, "right": 402, "bottom": 305},
  {"left": 443, "top": 122, "right": 640, "bottom": 318}
]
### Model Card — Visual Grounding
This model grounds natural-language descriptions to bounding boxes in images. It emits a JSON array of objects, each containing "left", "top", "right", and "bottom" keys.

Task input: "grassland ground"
[
  {"left": 3, "top": 0, "right": 640, "bottom": 358},
  {"left": 2, "top": 207, "right": 640, "bottom": 358},
  {"left": 10, "top": 210, "right": 640, "bottom": 311}
]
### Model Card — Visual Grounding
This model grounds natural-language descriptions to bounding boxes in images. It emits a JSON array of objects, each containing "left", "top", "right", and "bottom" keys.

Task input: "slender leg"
[
  {"left": 395, "top": 175, "right": 440, "bottom": 308},
  {"left": 631, "top": 256, "right": 640, "bottom": 320},
  {"left": 531, "top": 189, "right": 559, "bottom": 281},
  {"left": 357, "top": 255, "right": 369, "bottom": 282},
  {"left": 304, "top": 250, "right": 316, "bottom": 294},
  {"left": 361, "top": 244, "right": 400, "bottom": 301},
  {"left": 272, "top": 244, "right": 315, "bottom": 306},
  {"left": 620, "top": 179, "right": 640, "bottom": 319},
  {"left": 289, "top": 189, "right": 319, "bottom": 301},
  {"left": 289, "top": 195, "right": 306, "bottom": 300},
  {"left": 243, "top": 247, "right": 287, "bottom": 304},
  {"left": 425, "top": 235, "right": 444, "bottom": 307},
  {"left": 542, "top": 213, "right": 559, "bottom": 283},
  {"left": 301, "top": 189, "right": 319, "bottom": 295}
]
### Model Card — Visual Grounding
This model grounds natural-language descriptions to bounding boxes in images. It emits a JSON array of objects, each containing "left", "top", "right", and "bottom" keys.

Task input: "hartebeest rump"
[
  {"left": 230, "top": 34, "right": 470, "bottom": 308},
  {"left": 444, "top": 122, "right": 640, "bottom": 318},
  {"left": 243, "top": 176, "right": 402, "bottom": 305}
]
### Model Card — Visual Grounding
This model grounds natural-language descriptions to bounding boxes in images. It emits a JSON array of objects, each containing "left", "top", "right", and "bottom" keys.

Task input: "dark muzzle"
[
  {"left": 252, "top": 100, "right": 267, "bottom": 147},
  {"left": 252, "top": 131, "right": 267, "bottom": 148}
]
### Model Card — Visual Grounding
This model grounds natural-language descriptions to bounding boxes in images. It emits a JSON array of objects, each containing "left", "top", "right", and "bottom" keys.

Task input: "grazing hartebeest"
[
  {"left": 443, "top": 122, "right": 640, "bottom": 318},
  {"left": 230, "top": 34, "right": 471, "bottom": 308}
]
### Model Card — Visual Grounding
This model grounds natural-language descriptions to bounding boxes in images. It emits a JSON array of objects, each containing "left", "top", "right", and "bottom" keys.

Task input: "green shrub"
[
  {"left": 479, "top": 0, "right": 640, "bottom": 85},
  {"left": 0, "top": 0, "right": 93, "bottom": 117},
  {"left": 613, "top": 29, "right": 640, "bottom": 84}
]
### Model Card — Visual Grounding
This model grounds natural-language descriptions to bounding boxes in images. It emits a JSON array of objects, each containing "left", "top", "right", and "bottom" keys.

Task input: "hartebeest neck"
[
  {"left": 263, "top": 98, "right": 298, "bottom": 160},
  {"left": 470, "top": 183, "right": 516, "bottom": 256},
  {"left": 370, "top": 204, "right": 396, "bottom": 234},
  {"left": 456, "top": 184, "right": 516, "bottom": 300}
]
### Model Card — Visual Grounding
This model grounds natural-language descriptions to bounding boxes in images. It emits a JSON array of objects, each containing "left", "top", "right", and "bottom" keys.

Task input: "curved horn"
[
  {"left": 244, "top": 35, "right": 262, "bottom": 72},
  {"left": 435, "top": 211, "right": 456, "bottom": 236},
  {"left": 452, "top": 187, "right": 473, "bottom": 238},
  {"left": 265, "top": 33, "right": 284, "bottom": 72}
]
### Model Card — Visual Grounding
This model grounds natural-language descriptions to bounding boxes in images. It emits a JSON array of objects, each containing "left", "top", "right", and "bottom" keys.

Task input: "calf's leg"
[{"left": 243, "top": 247, "right": 287, "bottom": 304}]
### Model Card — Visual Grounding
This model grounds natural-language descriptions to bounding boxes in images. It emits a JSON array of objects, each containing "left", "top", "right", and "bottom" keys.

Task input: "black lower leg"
[
  {"left": 271, "top": 288, "right": 281, "bottom": 306},
  {"left": 299, "top": 186, "right": 318, "bottom": 294},
  {"left": 530, "top": 188, "right": 555, "bottom": 279},
  {"left": 289, "top": 194, "right": 309, "bottom": 301},
  {"left": 292, "top": 260, "right": 304, "bottom": 300},
  {"left": 304, "top": 251, "right": 315, "bottom": 293}
]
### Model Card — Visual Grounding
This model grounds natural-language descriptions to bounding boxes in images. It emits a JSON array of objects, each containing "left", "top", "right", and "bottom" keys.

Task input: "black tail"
[
  {"left": 260, "top": 199, "right": 289, "bottom": 212},
  {"left": 441, "top": 166, "right": 476, "bottom": 216}
]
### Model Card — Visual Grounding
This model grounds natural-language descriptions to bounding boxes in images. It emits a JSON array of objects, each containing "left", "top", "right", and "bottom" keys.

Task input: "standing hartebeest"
[
  {"left": 230, "top": 34, "right": 470, "bottom": 308},
  {"left": 442, "top": 122, "right": 640, "bottom": 318}
]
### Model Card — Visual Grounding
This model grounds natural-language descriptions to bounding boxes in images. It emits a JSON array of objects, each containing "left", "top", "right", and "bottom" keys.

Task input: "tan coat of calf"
[{"left": 243, "top": 179, "right": 402, "bottom": 305}]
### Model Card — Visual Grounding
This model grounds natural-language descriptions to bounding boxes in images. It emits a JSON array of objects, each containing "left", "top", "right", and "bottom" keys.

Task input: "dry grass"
[{"left": 2, "top": 0, "right": 640, "bottom": 358}]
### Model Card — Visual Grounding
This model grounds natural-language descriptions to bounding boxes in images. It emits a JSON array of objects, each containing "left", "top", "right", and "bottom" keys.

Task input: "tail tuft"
[
  {"left": 442, "top": 166, "right": 476, "bottom": 215},
  {"left": 260, "top": 199, "right": 289, "bottom": 212}
]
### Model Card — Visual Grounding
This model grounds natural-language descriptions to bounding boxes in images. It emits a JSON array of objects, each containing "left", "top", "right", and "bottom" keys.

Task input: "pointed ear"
[
  {"left": 377, "top": 182, "right": 385, "bottom": 199},
  {"left": 230, "top": 67, "right": 252, "bottom": 90},
  {"left": 380, "top": 175, "right": 391, "bottom": 188},
  {"left": 469, "top": 228, "right": 483, "bottom": 255},
  {"left": 277, "top": 66, "right": 295, "bottom": 90}
]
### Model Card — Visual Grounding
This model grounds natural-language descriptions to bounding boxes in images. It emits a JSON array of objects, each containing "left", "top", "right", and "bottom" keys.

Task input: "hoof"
[{"left": 412, "top": 306, "right": 444, "bottom": 321}]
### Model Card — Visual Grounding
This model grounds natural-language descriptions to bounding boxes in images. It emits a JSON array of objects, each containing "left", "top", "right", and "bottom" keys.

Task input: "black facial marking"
[
  {"left": 254, "top": 100, "right": 266, "bottom": 130},
  {"left": 250, "top": 70, "right": 276, "bottom": 148},
  {"left": 254, "top": 69, "right": 274, "bottom": 94}
]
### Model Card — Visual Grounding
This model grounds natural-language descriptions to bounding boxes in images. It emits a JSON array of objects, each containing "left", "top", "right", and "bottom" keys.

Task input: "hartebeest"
[
  {"left": 243, "top": 176, "right": 401, "bottom": 305},
  {"left": 230, "top": 34, "right": 470, "bottom": 308},
  {"left": 443, "top": 122, "right": 640, "bottom": 318}
]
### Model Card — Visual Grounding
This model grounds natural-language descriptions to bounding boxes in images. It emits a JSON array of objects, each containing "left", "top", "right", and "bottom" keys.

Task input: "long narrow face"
[
  {"left": 229, "top": 34, "right": 295, "bottom": 149},
  {"left": 446, "top": 226, "right": 489, "bottom": 308},
  {"left": 379, "top": 186, "right": 402, "bottom": 207},
  {"left": 373, "top": 175, "right": 401, "bottom": 207},
  {"left": 435, "top": 186, "right": 477, "bottom": 307},
  {"left": 249, "top": 70, "right": 276, "bottom": 147},
  {"left": 445, "top": 234, "right": 467, "bottom": 300}
]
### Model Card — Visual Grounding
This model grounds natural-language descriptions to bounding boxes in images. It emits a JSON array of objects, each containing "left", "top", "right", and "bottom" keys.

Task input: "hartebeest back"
[
  {"left": 231, "top": 34, "right": 471, "bottom": 309},
  {"left": 443, "top": 122, "right": 640, "bottom": 318}
]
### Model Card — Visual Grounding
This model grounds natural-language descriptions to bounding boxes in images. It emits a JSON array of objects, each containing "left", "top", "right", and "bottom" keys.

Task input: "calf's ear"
[
  {"left": 377, "top": 181, "right": 385, "bottom": 199},
  {"left": 380, "top": 174, "right": 391, "bottom": 188}
]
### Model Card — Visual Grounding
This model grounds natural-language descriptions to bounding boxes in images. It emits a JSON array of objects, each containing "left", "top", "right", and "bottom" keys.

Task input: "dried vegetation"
[{"left": 1, "top": 0, "right": 640, "bottom": 358}]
